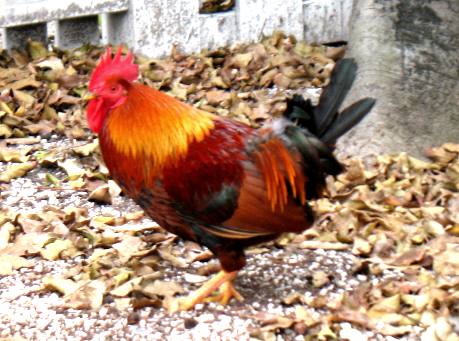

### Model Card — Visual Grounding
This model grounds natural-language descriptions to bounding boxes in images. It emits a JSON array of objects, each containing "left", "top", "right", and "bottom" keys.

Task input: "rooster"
[{"left": 86, "top": 47, "right": 375, "bottom": 310}]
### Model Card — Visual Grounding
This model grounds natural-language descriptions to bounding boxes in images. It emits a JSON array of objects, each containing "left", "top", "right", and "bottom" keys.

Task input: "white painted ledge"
[{"left": 0, "top": 0, "right": 353, "bottom": 56}]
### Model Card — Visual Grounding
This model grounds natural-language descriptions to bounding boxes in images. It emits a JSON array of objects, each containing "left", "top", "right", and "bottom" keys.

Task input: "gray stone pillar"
[
  {"left": 100, "top": 11, "right": 133, "bottom": 47},
  {"left": 338, "top": 0, "right": 459, "bottom": 158}
]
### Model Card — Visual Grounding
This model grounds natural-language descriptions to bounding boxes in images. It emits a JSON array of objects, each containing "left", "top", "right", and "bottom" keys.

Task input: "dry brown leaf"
[
  {"left": 40, "top": 239, "right": 78, "bottom": 260},
  {"left": 0, "top": 221, "right": 15, "bottom": 249},
  {"left": 66, "top": 279, "right": 107, "bottom": 310},
  {"left": 311, "top": 271, "right": 330, "bottom": 288},
  {"left": 142, "top": 280, "right": 184, "bottom": 298},
  {"left": 58, "top": 159, "right": 86, "bottom": 180},
  {"left": 183, "top": 273, "right": 208, "bottom": 283},
  {"left": 369, "top": 294, "right": 401, "bottom": 314},
  {"left": 0, "top": 123, "right": 13, "bottom": 138},
  {"left": 112, "top": 235, "right": 147, "bottom": 263},
  {"left": 300, "top": 240, "right": 349, "bottom": 250},
  {"left": 205, "top": 90, "right": 231, "bottom": 105},
  {"left": 72, "top": 140, "right": 99, "bottom": 156},
  {"left": 432, "top": 242, "right": 459, "bottom": 276},
  {"left": 251, "top": 312, "right": 294, "bottom": 332},
  {"left": 88, "top": 184, "right": 113, "bottom": 204},
  {"left": 43, "top": 276, "right": 80, "bottom": 296},
  {"left": 0, "top": 161, "right": 36, "bottom": 182},
  {"left": 392, "top": 247, "right": 426, "bottom": 266},
  {"left": 158, "top": 246, "right": 188, "bottom": 268},
  {"left": 24, "top": 120, "right": 56, "bottom": 136},
  {"left": 8, "top": 77, "right": 42, "bottom": 90},
  {"left": 0, "top": 145, "right": 31, "bottom": 162},
  {"left": 110, "top": 277, "right": 143, "bottom": 297},
  {"left": 0, "top": 254, "right": 34, "bottom": 275}
]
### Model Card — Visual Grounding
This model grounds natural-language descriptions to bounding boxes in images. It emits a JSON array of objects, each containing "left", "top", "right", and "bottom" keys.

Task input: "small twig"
[
  {"left": 4, "top": 137, "right": 41, "bottom": 145},
  {"left": 35, "top": 186, "right": 89, "bottom": 192},
  {"left": 257, "top": 18, "right": 268, "bottom": 42},
  {"left": 41, "top": 141, "right": 96, "bottom": 153}
]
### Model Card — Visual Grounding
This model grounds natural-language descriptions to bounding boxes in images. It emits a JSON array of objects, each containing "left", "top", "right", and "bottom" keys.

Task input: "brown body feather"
[
  {"left": 88, "top": 52, "right": 375, "bottom": 276},
  {"left": 99, "top": 83, "right": 315, "bottom": 271}
]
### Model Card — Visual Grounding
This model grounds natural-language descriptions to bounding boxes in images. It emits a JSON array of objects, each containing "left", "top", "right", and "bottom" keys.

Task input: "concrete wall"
[
  {"left": 337, "top": 0, "right": 459, "bottom": 158},
  {"left": 0, "top": 0, "right": 352, "bottom": 56}
]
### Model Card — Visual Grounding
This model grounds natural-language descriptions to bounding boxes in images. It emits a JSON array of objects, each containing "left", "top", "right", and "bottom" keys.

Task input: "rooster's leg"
[
  {"left": 175, "top": 270, "right": 242, "bottom": 311},
  {"left": 207, "top": 280, "right": 244, "bottom": 305}
]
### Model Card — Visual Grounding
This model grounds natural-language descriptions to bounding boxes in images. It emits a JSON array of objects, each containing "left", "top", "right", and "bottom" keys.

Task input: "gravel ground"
[
  {"left": 0, "top": 138, "right": 424, "bottom": 341},
  {"left": 3, "top": 37, "right": 456, "bottom": 341},
  {"left": 0, "top": 244, "right": 409, "bottom": 341},
  {"left": 1, "top": 173, "right": 415, "bottom": 341}
]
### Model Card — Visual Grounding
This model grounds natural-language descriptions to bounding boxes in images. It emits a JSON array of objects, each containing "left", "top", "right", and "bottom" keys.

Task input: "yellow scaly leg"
[{"left": 170, "top": 270, "right": 243, "bottom": 312}]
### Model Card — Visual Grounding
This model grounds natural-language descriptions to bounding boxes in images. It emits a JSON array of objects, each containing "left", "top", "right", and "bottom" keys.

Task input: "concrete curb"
[{"left": 0, "top": 0, "right": 351, "bottom": 56}]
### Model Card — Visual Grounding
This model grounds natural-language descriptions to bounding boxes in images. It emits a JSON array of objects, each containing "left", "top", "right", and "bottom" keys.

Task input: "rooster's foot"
[{"left": 169, "top": 270, "right": 241, "bottom": 312}]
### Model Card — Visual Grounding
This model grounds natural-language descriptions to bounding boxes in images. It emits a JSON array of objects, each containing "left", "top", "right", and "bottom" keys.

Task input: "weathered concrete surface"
[
  {"left": 0, "top": 0, "right": 352, "bottom": 55},
  {"left": 338, "top": 0, "right": 459, "bottom": 158},
  {"left": 238, "top": 0, "right": 304, "bottom": 42},
  {"left": 130, "top": 0, "right": 200, "bottom": 57},
  {"left": 0, "top": 0, "right": 128, "bottom": 26},
  {"left": 200, "top": 12, "right": 237, "bottom": 51},
  {"left": 130, "top": 0, "right": 307, "bottom": 57},
  {"left": 304, "top": 0, "right": 352, "bottom": 43}
]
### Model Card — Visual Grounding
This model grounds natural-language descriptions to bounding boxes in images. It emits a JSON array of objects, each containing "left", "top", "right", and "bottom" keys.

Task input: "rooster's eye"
[{"left": 110, "top": 86, "right": 117, "bottom": 92}]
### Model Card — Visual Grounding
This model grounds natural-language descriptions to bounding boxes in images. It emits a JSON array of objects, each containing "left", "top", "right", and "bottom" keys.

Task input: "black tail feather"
[
  {"left": 320, "top": 98, "right": 376, "bottom": 144},
  {"left": 284, "top": 58, "right": 375, "bottom": 146},
  {"left": 314, "top": 59, "right": 358, "bottom": 137}
]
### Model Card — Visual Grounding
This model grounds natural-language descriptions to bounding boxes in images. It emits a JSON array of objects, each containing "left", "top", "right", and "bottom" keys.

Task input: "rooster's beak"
[{"left": 83, "top": 93, "right": 96, "bottom": 101}]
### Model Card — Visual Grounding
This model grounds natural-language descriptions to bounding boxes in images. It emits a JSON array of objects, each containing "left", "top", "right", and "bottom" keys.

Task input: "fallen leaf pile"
[
  {"left": 0, "top": 32, "right": 337, "bottom": 185},
  {"left": 0, "top": 32, "right": 336, "bottom": 143},
  {"left": 1, "top": 36, "right": 459, "bottom": 340},
  {"left": 304, "top": 145, "right": 459, "bottom": 339},
  {"left": 140, "top": 31, "right": 338, "bottom": 126},
  {"left": 0, "top": 203, "right": 213, "bottom": 310},
  {"left": 245, "top": 145, "right": 459, "bottom": 340}
]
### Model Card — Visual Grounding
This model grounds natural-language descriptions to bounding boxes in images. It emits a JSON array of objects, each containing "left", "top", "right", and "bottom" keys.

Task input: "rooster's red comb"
[{"left": 89, "top": 47, "right": 138, "bottom": 92}]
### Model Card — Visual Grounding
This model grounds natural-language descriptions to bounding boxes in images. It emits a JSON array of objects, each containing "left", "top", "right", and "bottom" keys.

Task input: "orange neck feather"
[{"left": 105, "top": 83, "right": 215, "bottom": 171}]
